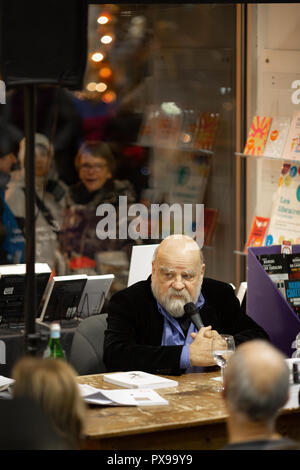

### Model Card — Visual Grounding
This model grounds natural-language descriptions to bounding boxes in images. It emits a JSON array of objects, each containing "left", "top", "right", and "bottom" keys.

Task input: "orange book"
[
  {"left": 243, "top": 115, "right": 272, "bottom": 156},
  {"left": 245, "top": 216, "right": 270, "bottom": 253}
]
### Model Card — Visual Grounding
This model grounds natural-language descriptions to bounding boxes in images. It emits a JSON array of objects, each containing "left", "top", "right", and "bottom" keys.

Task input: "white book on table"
[
  {"left": 78, "top": 383, "right": 169, "bottom": 406},
  {"left": 103, "top": 371, "right": 178, "bottom": 389}
]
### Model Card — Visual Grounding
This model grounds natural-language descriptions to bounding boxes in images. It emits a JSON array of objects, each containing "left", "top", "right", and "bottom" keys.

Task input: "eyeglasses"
[{"left": 79, "top": 163, "right": 108, "bottom": 172}]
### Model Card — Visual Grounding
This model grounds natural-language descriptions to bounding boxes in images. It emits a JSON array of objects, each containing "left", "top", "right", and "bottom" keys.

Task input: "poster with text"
[{"left": 266, "top": 163, "right": 300, "bottom": 246}]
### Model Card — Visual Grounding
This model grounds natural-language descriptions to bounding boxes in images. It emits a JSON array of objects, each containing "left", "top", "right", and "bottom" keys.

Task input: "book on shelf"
[
  {"left": 103, "top": 371, "right": 178, "bottom": 390},
  {"left": 266, "top": 162, "right": 300, "bottom": 247},
  {"left": 263, "top": 116, "right": 291, "bottom": 158},
  {"left": 245, "top": 216, "right": 270, "bottom": 253},
  {"left": 284, "top": 280, "right": 300, "bottom": 319},
  {"left": 193, "top": 112, "right": 220, "bottom": 151},
  {"left": 282, "top": 111, "right": 300, "bottom": 161},
  {"left": 256, "top": 253, "right": 289, "bottom": 298},
  {"left": 257, "top": 252, "right": 300, "bottom": 316},
  {"left": 78, "top": 383, "right": 169, "bottom": 406},
  {"left": 243, "top": 115, "right": 272, "bottom": 156}
]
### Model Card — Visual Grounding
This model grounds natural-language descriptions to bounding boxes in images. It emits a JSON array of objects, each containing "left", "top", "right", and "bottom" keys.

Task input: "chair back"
[{"left": 69, "top": 313, "right": 107, "bottom": 375}]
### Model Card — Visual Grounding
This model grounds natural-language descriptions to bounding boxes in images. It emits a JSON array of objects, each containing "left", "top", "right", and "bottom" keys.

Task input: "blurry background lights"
[
  {"left": 86, "top": 82, "right": 97, "bottom": 92},
  {"left": 97, "top": 14, "right": 110, "bottom": 25},
  {"left": 102, "top": 91, "right": 116, "bottom": 103},
  {"left": 96, "top": 82, "right": 107, "bottom": 92},
  {"left": 91, "top": 52, "right": 104, "bottom": 62},
  {"left": 101, "top": 34, "right": 113, "bottom": 44},
  {"left": 99, "top": 67, "right": 112, "bottom": 79}
]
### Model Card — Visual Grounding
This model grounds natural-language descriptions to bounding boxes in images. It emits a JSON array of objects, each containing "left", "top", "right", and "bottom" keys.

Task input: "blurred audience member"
[
  {"left": 0, "top": 132, "right": 25, "bottom": 264},
  {"left": 12, "top": 356, "right": 86, "bottom": 450},
  {"left": 6, "top": 133, "right": 66, "bottom": 273},
  {"left": 59, "top": 140, "right": 136, "bottom": 290},
  {"left": 222, "top": 340, "right": 298, "bottom": 450}
]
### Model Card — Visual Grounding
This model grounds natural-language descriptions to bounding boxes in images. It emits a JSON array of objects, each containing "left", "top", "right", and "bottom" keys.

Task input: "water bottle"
[{"left": 44, "top": 322, "right": 65, "bottom": 359}]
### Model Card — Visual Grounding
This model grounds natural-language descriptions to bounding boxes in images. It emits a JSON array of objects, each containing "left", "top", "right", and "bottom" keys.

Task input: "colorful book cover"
[
  {"left": 194, "top": 112, "right": 220, "bottom": 151},
  {"left": 245, "top": 216, "right": 270, "bottom": 253},
  {"left": 282, "top": 111, "right": 300, "bottom": 161},
  {"left": 284, "top": 280, "right": 300, "bottom": 318},
  {"left": 266, "top": 163, "right": 300, "bottom": 247},
  {"left": 243, "top": 115, "right": 272, "bottom": 156},
  {"left": 263, "top": 116, "right": 291, "bottom": 158}
]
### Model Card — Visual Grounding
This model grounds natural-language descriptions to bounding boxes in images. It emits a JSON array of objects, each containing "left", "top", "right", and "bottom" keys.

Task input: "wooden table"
[{"left": 77, "top": 372, "right": 300, "bottom": 450}]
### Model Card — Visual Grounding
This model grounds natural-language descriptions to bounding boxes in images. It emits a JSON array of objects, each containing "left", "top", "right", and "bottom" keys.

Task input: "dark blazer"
[{"left": 103, "top": 276, "right": 268, "bottom": 375}]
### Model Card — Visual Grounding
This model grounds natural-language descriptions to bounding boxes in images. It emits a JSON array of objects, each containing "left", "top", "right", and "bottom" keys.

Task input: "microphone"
[{"left": 184, "top": 302, "right": 204, "bottom": 330}]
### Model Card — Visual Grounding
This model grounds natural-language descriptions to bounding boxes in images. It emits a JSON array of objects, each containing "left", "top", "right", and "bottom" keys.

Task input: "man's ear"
[
  {"left": 151, "top": 260, "right": 155, "bottom": 276},
  {"left": 201, "top": 263, "right": 205, "bottom": 279}
]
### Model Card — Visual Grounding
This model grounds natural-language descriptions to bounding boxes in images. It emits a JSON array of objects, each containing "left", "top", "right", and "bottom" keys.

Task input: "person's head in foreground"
[
  {"left": 223, "top": 340, "right": 290, "bottom": 446},
  {"left": 12, "top": 356, "right": 86, "bottom": 449},
  {"left": 75, "top": 140, "right": 116, "bottom": 193},
  {"left": 151, "top": 234, "right": 205, "bottom": 318}
]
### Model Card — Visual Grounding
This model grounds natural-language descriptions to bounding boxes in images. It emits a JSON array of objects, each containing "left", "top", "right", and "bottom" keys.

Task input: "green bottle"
[{"left": 44, "top": 322, "right": 65, "bottom": 359}]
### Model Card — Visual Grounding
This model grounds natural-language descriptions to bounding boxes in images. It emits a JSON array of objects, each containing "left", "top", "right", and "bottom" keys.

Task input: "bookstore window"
[{"left": 0, "top": 4, "right": 239, "bottom": 288}]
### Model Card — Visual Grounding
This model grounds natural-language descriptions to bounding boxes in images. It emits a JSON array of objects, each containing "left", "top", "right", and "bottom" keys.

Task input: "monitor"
[{"left": 0, "top": 263, "right": 51, "bottom": 324}]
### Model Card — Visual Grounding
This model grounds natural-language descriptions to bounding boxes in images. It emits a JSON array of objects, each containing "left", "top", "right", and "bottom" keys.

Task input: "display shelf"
[{"left": 235, "top": 152, "right": 300, "bottom": 165}]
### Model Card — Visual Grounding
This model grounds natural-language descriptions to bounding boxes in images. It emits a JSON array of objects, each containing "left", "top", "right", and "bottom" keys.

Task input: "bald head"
[
  {"left": 224, "top": 340, "right": 289, "bottom": 422},
  {"left": 151, "top": 235, "right": 205, "bottom": 318},
  {"left": 153, "top": 235, "right": 204, "bottom": 266}
]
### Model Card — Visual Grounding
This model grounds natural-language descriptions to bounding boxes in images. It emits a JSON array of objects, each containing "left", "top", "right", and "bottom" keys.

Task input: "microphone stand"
[{"left": 23, "top": 84, "right": 38, "bottom": 355}]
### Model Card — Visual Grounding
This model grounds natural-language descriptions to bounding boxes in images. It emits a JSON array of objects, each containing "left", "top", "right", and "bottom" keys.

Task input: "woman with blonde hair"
[{"left": 12, "top": 356, "right": 86, "bottom": 449}]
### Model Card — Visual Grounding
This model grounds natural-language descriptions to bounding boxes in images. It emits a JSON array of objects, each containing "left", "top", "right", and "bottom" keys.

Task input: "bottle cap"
[{"left": 50, "top": 323, "right": 61, "bottom": 338}]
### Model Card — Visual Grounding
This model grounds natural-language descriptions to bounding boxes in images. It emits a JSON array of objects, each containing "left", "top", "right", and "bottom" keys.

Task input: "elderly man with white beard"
[{"left": 103, "top": 235, "right": 268, "bottom": 375}]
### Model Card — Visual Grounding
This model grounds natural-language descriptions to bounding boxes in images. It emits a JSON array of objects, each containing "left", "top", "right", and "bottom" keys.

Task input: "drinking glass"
[{"left": 211, "top": 334, "right": 235, "bottom": 390}]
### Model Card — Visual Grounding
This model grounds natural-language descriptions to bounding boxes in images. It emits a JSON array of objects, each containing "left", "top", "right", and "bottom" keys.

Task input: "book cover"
[
  {"left": 282, "top": 111, "right": 300, "bottom": 161},
  {"left": 103, "top": 371, "right": 178, "bottom": 390},
  {"left": 266, "top": 163, "right": 300, "bottom": 247},
  {"left": 243, "top": 115, "right": 272, "bottom": 156},
  {"left": 256, "top": 253, "right": 289, "bottom": 297},
  {"left": 263, "top": 116, "right": 291, "bottom": 158},
  {"left": 194, "top": 112, "right": 220, "bottom": 151},
  {"left": 287, "top": 255, "right": 300, "bottom": 281},
  {"left": 284, "top": 280, "right": 300, "bottom": 319},
  {"left": 245, "top": 216, "right": 270, "bottom": 253}
]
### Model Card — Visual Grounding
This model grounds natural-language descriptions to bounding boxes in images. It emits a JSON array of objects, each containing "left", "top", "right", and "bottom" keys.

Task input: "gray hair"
[{"left": 224, "top": 341, "right": 289, "bottom": 422}]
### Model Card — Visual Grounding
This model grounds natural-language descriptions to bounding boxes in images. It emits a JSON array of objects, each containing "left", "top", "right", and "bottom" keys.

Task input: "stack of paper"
[{"left": 78, "top": 383, "right": 169, "bottom": 406}]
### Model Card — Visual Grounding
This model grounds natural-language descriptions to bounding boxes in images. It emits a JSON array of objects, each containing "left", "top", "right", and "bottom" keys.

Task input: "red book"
[{"left": 245, "top": 216, "right": 270, "bottom": 253}]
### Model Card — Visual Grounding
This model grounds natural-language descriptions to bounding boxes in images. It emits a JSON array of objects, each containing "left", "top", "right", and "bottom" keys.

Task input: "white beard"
[{"left": 151, "top": 282, "right": 202, "bottom": 318}]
